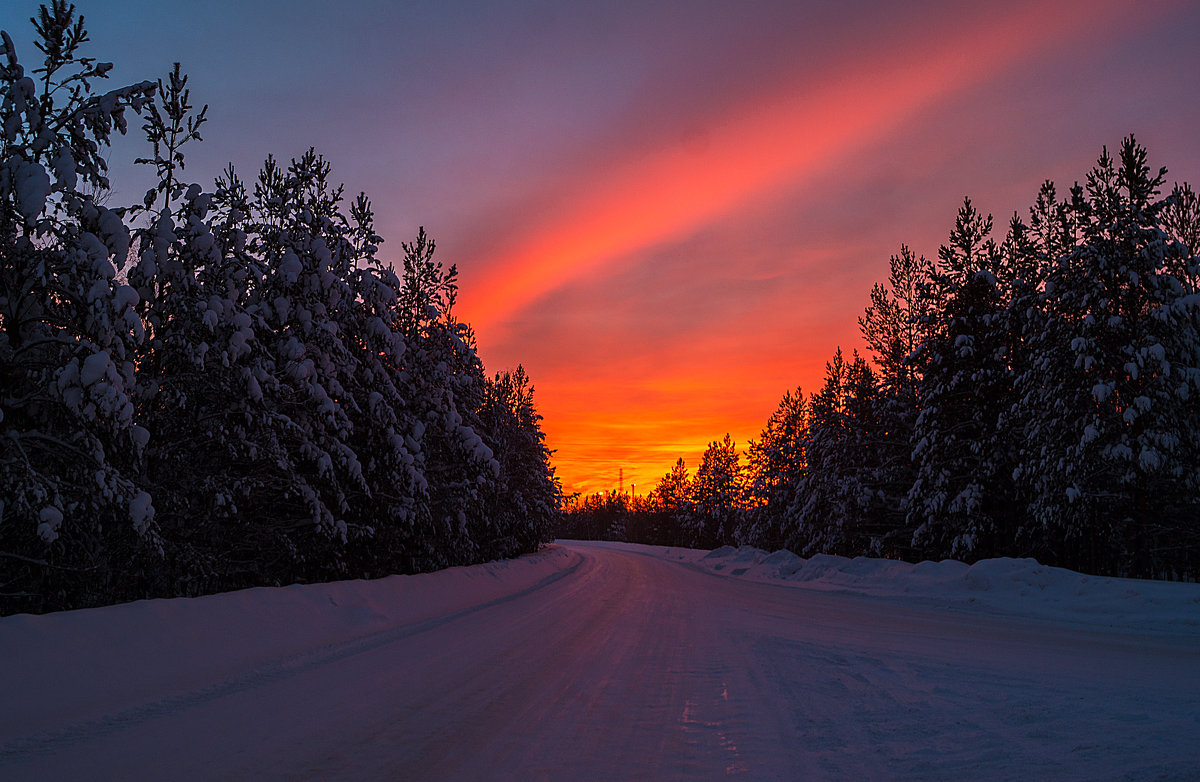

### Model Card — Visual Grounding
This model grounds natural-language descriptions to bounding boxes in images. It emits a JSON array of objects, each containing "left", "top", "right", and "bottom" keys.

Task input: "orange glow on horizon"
[{"left": 535, "top": 339, "right": 833, "bottom": 499}]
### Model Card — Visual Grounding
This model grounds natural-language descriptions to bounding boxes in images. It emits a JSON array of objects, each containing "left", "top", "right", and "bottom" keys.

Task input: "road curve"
[{"left": 3, "top": 541, "right": 1198, "bottom": 780}]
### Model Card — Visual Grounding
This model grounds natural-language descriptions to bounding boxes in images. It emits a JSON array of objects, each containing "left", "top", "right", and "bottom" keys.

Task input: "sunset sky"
[{"left": 9, "top": 0, "right": 1200, "bottom": 496}]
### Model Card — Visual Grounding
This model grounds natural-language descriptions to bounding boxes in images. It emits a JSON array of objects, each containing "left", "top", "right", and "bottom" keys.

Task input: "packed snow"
[{"left": 2, "top": 541, "right": 1198, "bottom": 780}]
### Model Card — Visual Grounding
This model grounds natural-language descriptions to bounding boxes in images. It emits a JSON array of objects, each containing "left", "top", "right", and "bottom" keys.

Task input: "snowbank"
[
  {"left": 0, "top": 545, "right": 581, "bottom": 739},
  {"left": 647, "top": 544, "right": 1200, "bottom": 634}
]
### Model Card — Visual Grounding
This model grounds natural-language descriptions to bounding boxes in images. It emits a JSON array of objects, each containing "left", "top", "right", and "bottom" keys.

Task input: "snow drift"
[{"left": 653, "top": 544, "right": 1200, "bottom": 633}]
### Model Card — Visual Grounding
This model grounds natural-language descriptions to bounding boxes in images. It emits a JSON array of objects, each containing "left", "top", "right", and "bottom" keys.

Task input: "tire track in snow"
[{"left": 0, "top": 551, "right": 584, "bottom": 763}]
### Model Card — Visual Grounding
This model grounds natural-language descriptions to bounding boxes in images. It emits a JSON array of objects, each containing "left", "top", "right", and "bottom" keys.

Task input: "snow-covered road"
[{"left": 3, "top": 541, "right": 1198, "bottom": 780}]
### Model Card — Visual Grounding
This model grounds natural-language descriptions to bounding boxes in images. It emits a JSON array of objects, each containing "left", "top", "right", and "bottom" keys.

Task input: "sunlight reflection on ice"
[{"left": 679, "top": 681, "right": 749, "bottom": 776}]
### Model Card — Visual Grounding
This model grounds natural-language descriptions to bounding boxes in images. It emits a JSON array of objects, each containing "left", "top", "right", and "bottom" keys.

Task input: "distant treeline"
[
  {"left": 1, "top": 4, "right": 559, "bottom": 615},
  {"left": 562, "top": 137, "right": 1200, "bottom": 580}
]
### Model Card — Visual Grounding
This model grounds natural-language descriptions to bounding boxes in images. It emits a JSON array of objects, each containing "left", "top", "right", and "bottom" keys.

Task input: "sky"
[{"left": 5, "top": 0, "right": 1200, "bottom": 497}]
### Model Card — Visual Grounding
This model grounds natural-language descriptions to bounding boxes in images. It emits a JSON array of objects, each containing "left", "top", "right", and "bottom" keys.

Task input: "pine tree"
[
  {"left": 908, "top": 198, "right": 1017, "bottom": 560},
  {"left": 740, "top": 386, "right": 806, "bottom": 550},
  {"left": 687, "top": 434, "right": 744, "bottom": 548},
  {"left": 857, "top": 246, "right": 936, "bottom": 554},
  {"left": 1014, "top": 138, "right": 1200, "bottom": 575},
  {"left": 391, "top": 228, "right": 498, "bottom": 568},
  {"left": 478, "top": 365, "right": 560, "bottom": 557},
  {"left": 121, "top": 63, "right": 259, "bottom": 593},
  {"left": 649, "top": 457, "right": 692, "bottom": 546},
  {"left": 0, "top": 3, "right": 159, "bottom": 612},
  {"left": 791, "top": 349, "right": 879, "bottom": 556}
]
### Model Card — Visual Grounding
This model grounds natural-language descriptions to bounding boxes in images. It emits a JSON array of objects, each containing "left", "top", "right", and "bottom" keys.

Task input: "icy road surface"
[{"left": 2, "top": 541, "right": 1198, "bottom": 780}]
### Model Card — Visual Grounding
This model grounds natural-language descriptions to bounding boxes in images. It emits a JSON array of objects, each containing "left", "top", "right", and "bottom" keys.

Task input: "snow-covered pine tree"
[
  {"left": 477, "top": 365, "right": 560, "bottom": 557},
  {"left": 790, "top": 348, "right": 879, "bottom": 556},
  {"left": 119, "top": 63, "right": 261, "bottom": 594},
  {"left": 991, "top": 180, "right": 1074, "bottom": 564},
  {"left": 738, "top": 386, "right": 806, "bottom": 550},
  {"left": 687, "top": 433, "right": 744, "bottom": 548},
  {"left": 0, "top": 3, "right": 159, "bottom": 612},
  {"left": 231, "top": 149, "right": 410, "bottom": 581},
  {"left": 332, "top": 195, "right": 430, "bottom": 577},
  {"left": 857, "top": 246, "right": 936, "bottom": 555},
  {"left": 1013, "top": 138, "right": 1200, "bottom": 576},
  {"left": 647, "top": 457, "right": 693, "bottom": 546},
  {"left": 907, "top": 198, "right": 1017, "bottom": 561},
  {"left": 390, "top": 227, "right": 502, "bottom": 568}
]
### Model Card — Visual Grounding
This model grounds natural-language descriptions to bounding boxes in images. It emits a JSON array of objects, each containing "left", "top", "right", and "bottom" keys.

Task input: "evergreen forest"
[{"left": 0, "top": 4, "right": 560, "bottom": 614}]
